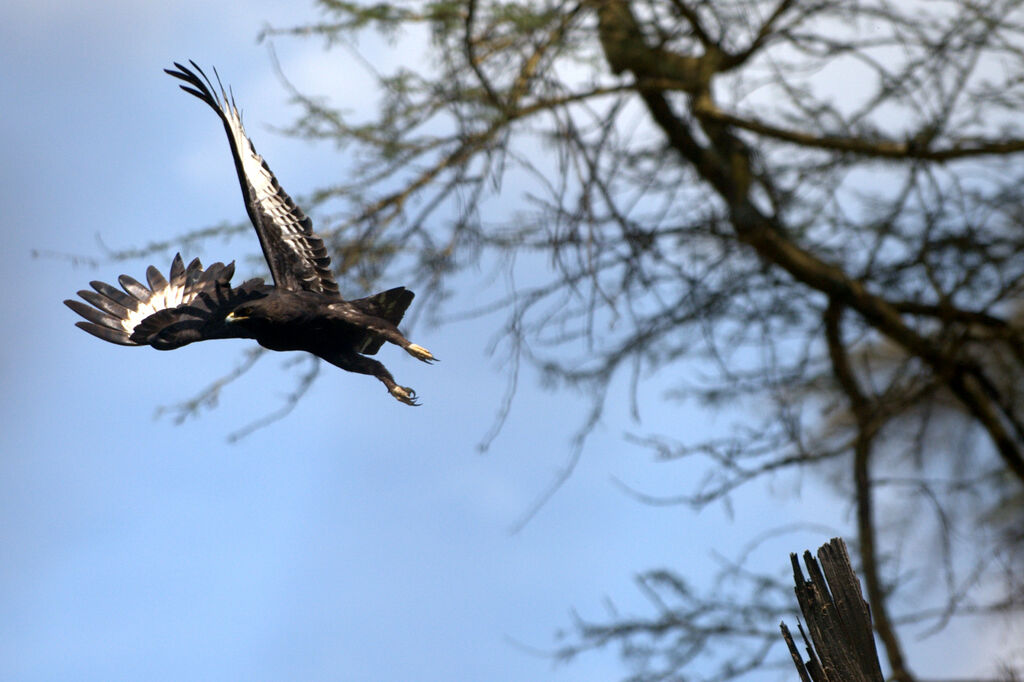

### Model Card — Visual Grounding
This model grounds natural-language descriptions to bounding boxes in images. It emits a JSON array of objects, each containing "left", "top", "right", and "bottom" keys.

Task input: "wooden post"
[{"left": 781, "top": 537, "right": 885, "bottom": 682}]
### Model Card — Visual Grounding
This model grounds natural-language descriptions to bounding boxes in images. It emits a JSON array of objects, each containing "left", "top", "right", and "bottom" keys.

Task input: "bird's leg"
[
  {"left": 371, "top": 322, "right": 437, "bottom": 363},
  {"left": 320, "top": 351, "right": 420, "bottom": 406},
  {"left": 329, "top": 304, "right": 437, "bottom": 363},
  {"left": 404, "top": 343, "right": 436, "bottom": 363}
]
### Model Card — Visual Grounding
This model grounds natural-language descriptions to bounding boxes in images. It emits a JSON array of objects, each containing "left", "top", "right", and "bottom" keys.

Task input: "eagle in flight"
[{"left": 65, "top": 61, "right": 435, "bottom": 405}]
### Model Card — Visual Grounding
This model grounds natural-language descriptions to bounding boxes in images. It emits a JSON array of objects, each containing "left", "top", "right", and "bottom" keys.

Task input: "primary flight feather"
[{"left": 65, "top": 61, "right": 435, "bottom": 405}]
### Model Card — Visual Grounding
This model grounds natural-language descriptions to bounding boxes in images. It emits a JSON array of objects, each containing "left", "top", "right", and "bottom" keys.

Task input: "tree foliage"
[{"left": 178, "top": 0, "right": 1024, "bottom": 678}]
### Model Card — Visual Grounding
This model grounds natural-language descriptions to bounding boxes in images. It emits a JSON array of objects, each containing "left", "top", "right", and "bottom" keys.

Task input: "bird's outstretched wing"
[
  {"left": 64, "top": 254, "right": 269, "bottom": 350},
  {"left": 164, "top": 61, "right": 340, "bottom": 297}
]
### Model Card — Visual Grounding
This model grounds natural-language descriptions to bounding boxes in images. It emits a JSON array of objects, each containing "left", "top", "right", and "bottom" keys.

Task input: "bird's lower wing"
[{"left": 65, "top": 253, "right": 268, "bottom": 350}]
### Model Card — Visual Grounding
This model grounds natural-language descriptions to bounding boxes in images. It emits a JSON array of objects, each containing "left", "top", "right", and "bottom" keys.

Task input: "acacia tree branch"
[
  {"left": 824, "top": 301, "right": 913, "bottom": 682},
  {"left": 464, "top": 0, "right": 506, "bottom": 111},
  {"left": 692, "top": 99, "right": 1024, "bottom": 161},
  {"left": 724, "top": 0, "right": 797, "bottom": 69},
  {"left": 667, "top": 0, "right": 715, "bottom": 49},
  {"left": 593, "top": 0, "right": 1024, "bottom": 485}
]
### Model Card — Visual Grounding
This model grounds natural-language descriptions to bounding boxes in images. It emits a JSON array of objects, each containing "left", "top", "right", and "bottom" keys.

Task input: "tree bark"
[{"left": 782, "top": 538, "right": 886, "bottom": 682}]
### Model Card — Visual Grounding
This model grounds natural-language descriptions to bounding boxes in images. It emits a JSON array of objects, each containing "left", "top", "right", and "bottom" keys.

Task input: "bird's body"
[{"left": 65, "top": 61, "right": 434, "bottom": 405}]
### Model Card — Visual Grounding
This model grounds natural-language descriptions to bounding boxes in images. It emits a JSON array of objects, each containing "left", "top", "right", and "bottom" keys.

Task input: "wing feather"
[
  {"left": 79, "top": 288, "right": 130, "bottom": 318},
  {"left": 89, "top": 279, "right": 136, "bottom": 309},
  {"left": 117, "top": 274, "right": 153, "bottom": 303},
  {"left": 168, "top": 253, "right": 187, "bottom": 287},
  {"left": 146, "top": 265, "right": 169, "bottom": 292},
  {"left": 184, "top": 256, "right": 204, "bottom": 283},
  {"left": 73, "top": 321, "right": 134, "bottom": 346},
  {"left": 65, "top": 299, "right": 125, "bottom": 331},
  {"left": 164, "top": 61, "right": 340, "bottom": 297}
]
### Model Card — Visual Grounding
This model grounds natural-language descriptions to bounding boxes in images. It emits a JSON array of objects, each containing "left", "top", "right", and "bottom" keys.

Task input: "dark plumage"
[{"left": 65, "top": 61, "right": 435, "bottom": 405}]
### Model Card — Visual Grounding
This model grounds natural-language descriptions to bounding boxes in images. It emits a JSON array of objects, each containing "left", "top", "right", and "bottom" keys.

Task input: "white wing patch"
[
  {"left": 228, "top": 110, "right": 277, "bottom": 204},
  {"left": 224, "top": 106, "right": 329, "bottom": 287},
  {"left": 120, "top": 279, "right": 199, "bottom": 333},
  {"left": 65, "top": 255, "right": 223, "bottom": 346}
]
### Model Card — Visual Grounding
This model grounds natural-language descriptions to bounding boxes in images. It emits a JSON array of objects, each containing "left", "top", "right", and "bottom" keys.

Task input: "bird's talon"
[
  {"left": 390, "top": 385, "right": 420, "bottom": 406},
  {"left": 406, "top": 343, "right": 437, "bottom": 364}
]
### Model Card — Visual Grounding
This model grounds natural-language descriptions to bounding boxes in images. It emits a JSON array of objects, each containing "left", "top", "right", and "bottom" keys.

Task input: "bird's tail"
[{"left": 349, "top": 287, "right": 415, "bottom": 355}]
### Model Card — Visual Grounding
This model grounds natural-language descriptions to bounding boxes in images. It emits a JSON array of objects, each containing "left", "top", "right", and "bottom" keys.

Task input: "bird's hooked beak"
[{"left": 225, "top": 311, "right": 248, "bottom": 323}]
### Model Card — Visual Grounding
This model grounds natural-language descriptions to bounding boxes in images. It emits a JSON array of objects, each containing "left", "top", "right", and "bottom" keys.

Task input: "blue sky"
[{"left": 0, "top": 2, "right": 1010, "bottom": 681}]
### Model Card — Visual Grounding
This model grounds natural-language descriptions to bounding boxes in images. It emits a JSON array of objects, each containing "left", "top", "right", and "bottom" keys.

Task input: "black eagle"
[{"left": 65, "top": 61, "right": 435, "bottom": 405}]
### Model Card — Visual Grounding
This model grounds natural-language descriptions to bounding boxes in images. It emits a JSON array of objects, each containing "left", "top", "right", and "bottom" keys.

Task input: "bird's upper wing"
[
  {"left": 165, "top": 61, "right": 340, "bottom": 297},
  {"left": 64, "top": 253, "right": 269, "bottom": 350}
]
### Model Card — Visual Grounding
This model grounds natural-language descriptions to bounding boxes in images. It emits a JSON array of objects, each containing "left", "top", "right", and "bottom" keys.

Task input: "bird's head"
[
  {"left": 225, "top": 305, "right": 252, "bottom": 322},
  {"left": 225, "top": 300, "right": 269, "bottom": 326}
]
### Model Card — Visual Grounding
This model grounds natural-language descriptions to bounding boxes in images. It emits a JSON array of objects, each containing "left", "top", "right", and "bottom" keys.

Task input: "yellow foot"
[
  {"left": 390, "top": 385, "right": 420, "bottom": 406},
  {"left": 406, "top": 343, "right": 437, "bottom": 363}
]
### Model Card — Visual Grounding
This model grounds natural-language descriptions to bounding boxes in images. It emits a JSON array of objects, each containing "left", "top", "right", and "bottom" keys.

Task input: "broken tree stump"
[{"left": 781, "top": 537, "right": 884, "bottom": 682}]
